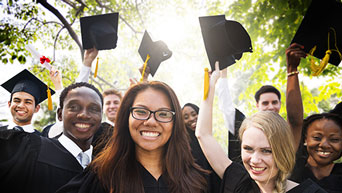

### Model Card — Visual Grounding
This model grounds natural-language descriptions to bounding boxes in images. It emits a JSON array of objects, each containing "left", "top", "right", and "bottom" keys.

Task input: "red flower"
[{"left": 40, "top": 56, "right": 51, "bottom": 64}]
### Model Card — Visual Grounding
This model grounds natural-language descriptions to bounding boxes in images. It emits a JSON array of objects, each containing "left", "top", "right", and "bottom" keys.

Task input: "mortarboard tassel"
[
  {"left": 94, "top": 57, "right": 99, "bottom": 78},
  {"left": 310, "top": 28, "right": 342, "bottom": 76},
  {"left": 47, "top": 86, "right": 53, "bottom": 111},
  {"left": 310, "top": 50, "right": 331, "bottom": 76},
  {"left": 140, "top": 54, "right": 150, "bottom": 82},
  {"left": 203, "top": 68, "right": 209, "bottom": 100}
]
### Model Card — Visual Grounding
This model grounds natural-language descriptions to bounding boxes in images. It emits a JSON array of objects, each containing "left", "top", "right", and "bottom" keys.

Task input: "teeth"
[
  {"left": 141, "top": 131, "right": 159, "bottom": 137},
  {"left": 317, "top": 151, "right": 330, "bottom": 156},
  {"left": 251, "top": 166, "right": 265, "bottom": 171},
  {"left": 75, "top": 123, "right": 91, "bottom": 129}
]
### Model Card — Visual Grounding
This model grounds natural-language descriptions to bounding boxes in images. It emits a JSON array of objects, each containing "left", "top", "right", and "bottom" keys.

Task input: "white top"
[
  {"left": 48, "top": 89, "right": 64, "bottom": 138},
  {"left": 58, "top": 134, "right": 93, "bottom": 168},
  {"left": 8, "top": 121, "right": 35, "bottom": 133},
  {"left": 105, "top": 119, "right": 115, "bottom": 127},
  {"left": 75, "top": 66, "right": 91, "bottom": 83},
  {"left": 217, "top": 78, "right": 236, "bottom": 135}
]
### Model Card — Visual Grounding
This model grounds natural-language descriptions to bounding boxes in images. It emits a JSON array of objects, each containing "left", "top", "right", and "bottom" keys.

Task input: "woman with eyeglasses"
[{"left": 57, "top": 81, "right": 207, "bottom": 193}]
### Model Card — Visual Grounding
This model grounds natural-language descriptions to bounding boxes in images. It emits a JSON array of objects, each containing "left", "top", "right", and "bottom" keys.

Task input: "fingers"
[
  {"left": 286, "top": 43, "right": 306, "bottom": 58},
  {"left": 215, "top": 61, "right": 219, "bottom": 72}
]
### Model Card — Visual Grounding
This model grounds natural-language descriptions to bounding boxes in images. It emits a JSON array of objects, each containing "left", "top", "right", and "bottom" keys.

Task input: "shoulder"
[
  {"left": 56, "top": 168, "right": 106, "bottom": 193},
  {"left": 221, "top": 162, "right": 259, "bottom": 193}
]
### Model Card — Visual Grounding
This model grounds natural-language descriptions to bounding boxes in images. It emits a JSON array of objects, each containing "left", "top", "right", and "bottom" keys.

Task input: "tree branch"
[
  {"left": 37, "top": 0, "right": 84, "bottom": 61},
  {"left": 94, "top": 0, "right": 142, "bottom": 34}
]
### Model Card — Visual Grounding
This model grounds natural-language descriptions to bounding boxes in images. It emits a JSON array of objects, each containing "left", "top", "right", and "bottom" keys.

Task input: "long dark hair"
[{"left": 90, "top": 81, "right": 207, "bottom": 193}]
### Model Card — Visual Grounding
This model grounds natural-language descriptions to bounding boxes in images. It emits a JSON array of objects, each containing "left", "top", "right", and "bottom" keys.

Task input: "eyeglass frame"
[{"left": 130, "top": 107, "right": 175, "bottom": 123}]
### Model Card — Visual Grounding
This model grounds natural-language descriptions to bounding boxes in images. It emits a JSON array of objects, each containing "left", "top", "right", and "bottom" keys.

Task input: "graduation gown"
[
  {"left": 220, "top": 162, "right": 327, "bottom": 193},
  {"left": 290, "top": 145, "right": 342, "bottom": 193},
  {"left": 0, "top": 129, "right": 83, "bottom": 193},
  {"left": 56, "top": 162, "right": 169, "bottom": 193},
  {"left": 187, "top": 127, "right": 221, "bottom": 193}
]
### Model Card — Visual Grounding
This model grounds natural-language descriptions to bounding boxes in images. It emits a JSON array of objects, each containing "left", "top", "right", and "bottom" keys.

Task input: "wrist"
[{"left": 287, "top": 70, "right": 299, "bottom": 77}]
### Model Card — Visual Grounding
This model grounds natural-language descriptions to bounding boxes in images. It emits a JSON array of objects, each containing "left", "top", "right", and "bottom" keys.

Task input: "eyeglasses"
[{"left": 130, "top": 107, "right": 175, "bottom": 123}]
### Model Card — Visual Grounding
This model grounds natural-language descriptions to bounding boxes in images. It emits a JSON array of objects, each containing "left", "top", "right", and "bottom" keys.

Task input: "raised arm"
[
  {"left": 285, "top": 43, "right": 305, "bottom": 150},
  {"left": 195, "top": 62, "right": 232, "bottom": 178},
  {"left": 217, "top": 67, "right": 236, "bottom": 135},
  {"left": 76, "top": 48, "right": 98, "bottom": 83}
]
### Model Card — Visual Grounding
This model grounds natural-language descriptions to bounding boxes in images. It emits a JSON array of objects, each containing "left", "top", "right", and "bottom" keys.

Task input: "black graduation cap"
[
  {"left": 291, "top": 0, "right": 342, "bottom": 67},
  {"left": 199, "top": 15, "right": 253, "bottom": 71},
  {"left": 330, "top": 101, "right": 342, "bottom": 115},
  {"left": 1, "top": 69, "right": 55, "bottom": 105},
  {"left": 138, "top": 31, "right": 172, "bottom": 77},
  {"left": 80, "top": 13, "right": 119, "bottom": 50}
]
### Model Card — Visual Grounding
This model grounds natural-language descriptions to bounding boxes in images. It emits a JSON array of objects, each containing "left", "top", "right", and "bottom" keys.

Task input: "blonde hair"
[{"left": 239, "top": 111, "right": 296, "bottom": 193}]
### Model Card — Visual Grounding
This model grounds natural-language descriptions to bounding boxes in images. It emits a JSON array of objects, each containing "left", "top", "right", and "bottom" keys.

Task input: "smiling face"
[
  {"left": 129, "top": 88, "right": 173, "bottom": 156},
  {"left": 58, "top": 86, "right": 102, "bottom": 150},
  {"left": 103, "top": 94, "right": 121, "bottom": 122},
  {"left": 8, "top": 91, "right": 40, "bottom": 126},
  {"left": 306, "top": 118, "right": 342, "bottom": 167},
  {"left": 182, "top": 106, "right": 198, "bottom": 131},
  {"left": 256, "top": 93, "right": 281, "bottom": 113},
  {"left": 241, "top": 126, "right": 279, "bottom": 186}
]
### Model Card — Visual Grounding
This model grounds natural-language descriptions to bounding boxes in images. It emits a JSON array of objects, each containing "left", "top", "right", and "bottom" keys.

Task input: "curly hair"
[{"left": 59, "top": 82, "right": 103, "bottom": 108}]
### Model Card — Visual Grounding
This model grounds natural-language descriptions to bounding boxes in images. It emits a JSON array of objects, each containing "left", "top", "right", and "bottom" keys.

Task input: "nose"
[
  {"left": 250, "top": 152, "right": 262, "bottom": 164},
  {"left": 319, "top": 138, "right": 330, "bottom": 148},
  {"left": 17, "top": 101, "right": 25, "bottom": 108},
  {"left": 77, "top": 109, "right": 91, "bottom": 119},
  {"left": 143, "top": 112, "right": 158, "bottom": 125}
]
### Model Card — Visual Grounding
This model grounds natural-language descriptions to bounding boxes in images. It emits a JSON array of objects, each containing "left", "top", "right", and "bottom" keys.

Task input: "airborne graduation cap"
[
  {"left": 80, "top": 13, "right": 119, "bottom": 77},
  {"left": 199, "top": 15, "right": 253, "bottom": 71},
  {"left": 80, "top": 13, "right": 119, "bottom": 50},
  {"left": 199, "top": 15, "right": 252, "bottom": 100},
  {"left": 291, "top": 0, "right": 342, "bottom": 76},
  {"left": 1, "top": 69, "right": 55, "bottom": 108},
  {"left": 138, "top": 30, "right": 172, "bottom": 77}
]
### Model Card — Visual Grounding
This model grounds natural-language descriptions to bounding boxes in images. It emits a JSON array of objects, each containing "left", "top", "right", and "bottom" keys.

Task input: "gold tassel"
[
  {"left": 140, "top": 54, "right": 150, "bottom": 82},
  {"left": 311, "top": 50, "right": 331, "bottom": 76},
  {"left": 203, "top": 68, "right": 209, "bottom": 100},
  {"left": 94, "top": 57, "right": 99, "bottom": 78},
  {"left": 47, "top": 86, "right": 53, "bottom": 111}
]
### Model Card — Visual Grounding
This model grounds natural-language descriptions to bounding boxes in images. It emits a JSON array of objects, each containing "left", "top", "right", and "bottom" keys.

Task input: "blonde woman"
[{"left": 195, "top": 62, "right": 326, "bottom": 193}]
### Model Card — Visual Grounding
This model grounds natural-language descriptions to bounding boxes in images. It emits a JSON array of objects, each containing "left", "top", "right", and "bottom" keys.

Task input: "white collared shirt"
[
  {"left": 105, "top": 119, "right": 115, "bottom": 127},
  {"left": 58, "top": 134, "right": 93, "bottom": 168},
  {"left": 8, "top": 121, "right": 35, "bottom": 133}
]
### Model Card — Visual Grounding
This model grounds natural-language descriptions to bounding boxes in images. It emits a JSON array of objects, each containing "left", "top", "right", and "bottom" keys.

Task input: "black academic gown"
[
  {"left": 42, "top": 122, "right": 113, "bottom": 157},
  {"left": 290, "top": 145, "right": 342, "bottom": 193},
  {"left": 56, "top": 162, "right": 169, "bottom": 193},
  {"left": 0, "top": 125, "right": 41, "bottom": 135},
  {"left": 187, "top": 127, "right": 221, "bottom": 193},
  {"left": 0, "top": 129, "right": 83, "bottom": 193},
  {"left": 220, "top": 162, "right": 327, "bottom": 193}
]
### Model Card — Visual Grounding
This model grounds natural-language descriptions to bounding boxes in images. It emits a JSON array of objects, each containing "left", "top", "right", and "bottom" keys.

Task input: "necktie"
[
  {"left": 13, "top": 126, "right": 24, "bottom": 132},
  {"left": 77, "top": 152, "right": 90, "bottom": 169}
]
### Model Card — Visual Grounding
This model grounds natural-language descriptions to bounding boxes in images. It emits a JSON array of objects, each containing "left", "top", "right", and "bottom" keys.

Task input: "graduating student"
[
  {"left": 57, "top": 81, "right": 207, "bottom": 193},
  {"left": 196, "top": 62, "right": 327, "bottom": 193},
  {"left": 0, "top": 82, "right": 103, "bottom": 193},
  {"left": 0, "top": 69, "right": 55, "bottom": 134},
  {"left": 290, "top": 113, "right": 342, "bottom": 193}
]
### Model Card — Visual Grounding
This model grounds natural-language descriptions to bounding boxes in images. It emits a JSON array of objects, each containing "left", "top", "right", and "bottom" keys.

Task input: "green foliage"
[
  {"left": 1, "top": 0, "right": 341, "bottom": 144},
  {"left": 0, "top": 1, "right": 39, "bottom": 64}
]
